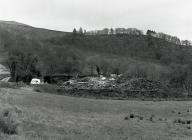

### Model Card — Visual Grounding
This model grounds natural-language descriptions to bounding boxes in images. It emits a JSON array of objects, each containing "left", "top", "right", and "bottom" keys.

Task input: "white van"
[{"left": 30, "top": 78, "right": 41, "bottom": 85}]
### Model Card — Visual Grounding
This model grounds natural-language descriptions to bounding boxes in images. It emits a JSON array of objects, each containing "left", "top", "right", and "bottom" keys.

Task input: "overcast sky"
[{"left": 0, "top": 0, "right": 191, "bottom": 40}]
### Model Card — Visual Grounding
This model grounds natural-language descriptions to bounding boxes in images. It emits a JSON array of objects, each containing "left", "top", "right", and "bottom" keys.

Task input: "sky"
[{"left": 0, "top": 0, "right": 191, "bottom": 40}]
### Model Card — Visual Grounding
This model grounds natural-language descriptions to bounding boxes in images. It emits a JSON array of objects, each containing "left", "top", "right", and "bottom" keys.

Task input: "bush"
[
  {"left": 0, "top": 82, "right": 17, "bottom": 89},
  {"left": 0, "top": 82, "right": 26, "bottom": 89},
  {"left": 0, "top": 109, "right": 19, "bottom": 135},
  {"left": 33, "top": 84, "right": 59, "bottom": 94}
]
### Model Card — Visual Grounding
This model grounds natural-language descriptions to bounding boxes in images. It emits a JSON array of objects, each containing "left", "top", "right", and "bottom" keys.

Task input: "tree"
[
  {"left": 146, "top": 30, "right": 156, "bottom": 36},
  {"left": 83, "top": 29, "right": 86, "bottom": 34},
  {"left": 79, "top": 27, "right": 83, "bottom": 35},
  {"left": 72, "top": 28, "right": 77, "bottom": 43},
  {"left": 102, "top": 28, "right": 109, "bottom": 35},
  {"left": 6, "top": 51, "right": 40, "bottom": 83},
  {"left": 86, "top": 55, "right": 100, "bottom": 75},
  {"left": 6, "top": 55, "right": 17, "bottom": 81},
  {"left": 110, "top": 28, "right": 114, "bottom": 35},
  {"left": 96, "top": 65, "right": 101, "bottom": 75},
  {"left": 126, "top": 28, "right": 143, "bottom": 35},
  {"left": 73, "top": 28, "right": 77, "bottom": 35},
  {"left": 181, "top": 40, "right": 192, "bottom": 46}
]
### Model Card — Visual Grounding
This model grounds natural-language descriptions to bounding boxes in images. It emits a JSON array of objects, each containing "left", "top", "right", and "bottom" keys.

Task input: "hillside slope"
[
  {"left": 0, "top": 20, "right": 69, "bottom": 57},
  {"left": 1, "top": 20, "right": 192, "bottom": 64},
  {"left": 0, "top": 20, "right": 67, "bottom": 40},
  {"left": 1, "top": 20, "right": 192, "bottom": 81}
]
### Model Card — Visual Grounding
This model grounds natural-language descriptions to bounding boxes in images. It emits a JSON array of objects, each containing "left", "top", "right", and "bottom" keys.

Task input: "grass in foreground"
[{"left": 0, "top": 87, "right": 191, "bottom": 140}]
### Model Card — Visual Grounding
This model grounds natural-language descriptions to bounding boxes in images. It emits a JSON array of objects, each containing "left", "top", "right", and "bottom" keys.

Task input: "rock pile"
[
  {"left": 60, "top": 77, "right": 116, "bottom": 90},
  {"left": 58, "top": 76, "right": 175, "bottom": 98},
  {"left": 118, "top": 78, "right": 165, "bottom": 91}
]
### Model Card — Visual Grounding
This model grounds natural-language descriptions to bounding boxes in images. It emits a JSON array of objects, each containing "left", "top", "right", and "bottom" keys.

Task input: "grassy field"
[{"left": 0, "top": 87, "right": 192, "bottom": 140}]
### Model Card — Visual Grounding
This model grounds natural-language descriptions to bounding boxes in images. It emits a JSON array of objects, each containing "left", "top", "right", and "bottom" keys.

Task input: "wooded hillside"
[{"left": 1, "top": 21, "right": 192, "bottom": 92}]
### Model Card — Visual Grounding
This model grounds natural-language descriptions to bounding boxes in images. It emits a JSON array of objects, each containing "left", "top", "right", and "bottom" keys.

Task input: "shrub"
[
  {"left": 130, "top": 114, "right": 135, "bottom": 118},
  {"left": 0, "top": 109, "right": 19, "bottom": 135},
  {"left": 33, "top": 84, "right": 59, "bottom": 94},
  {"left": 124, "top": 116, "right": 129, "bottom": 120},
  {"left": 0, "top": 82, "right": 26, "bottom": 89},
  {"left": 0, "top": 82, "right": 17, "bottom": 89}
]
